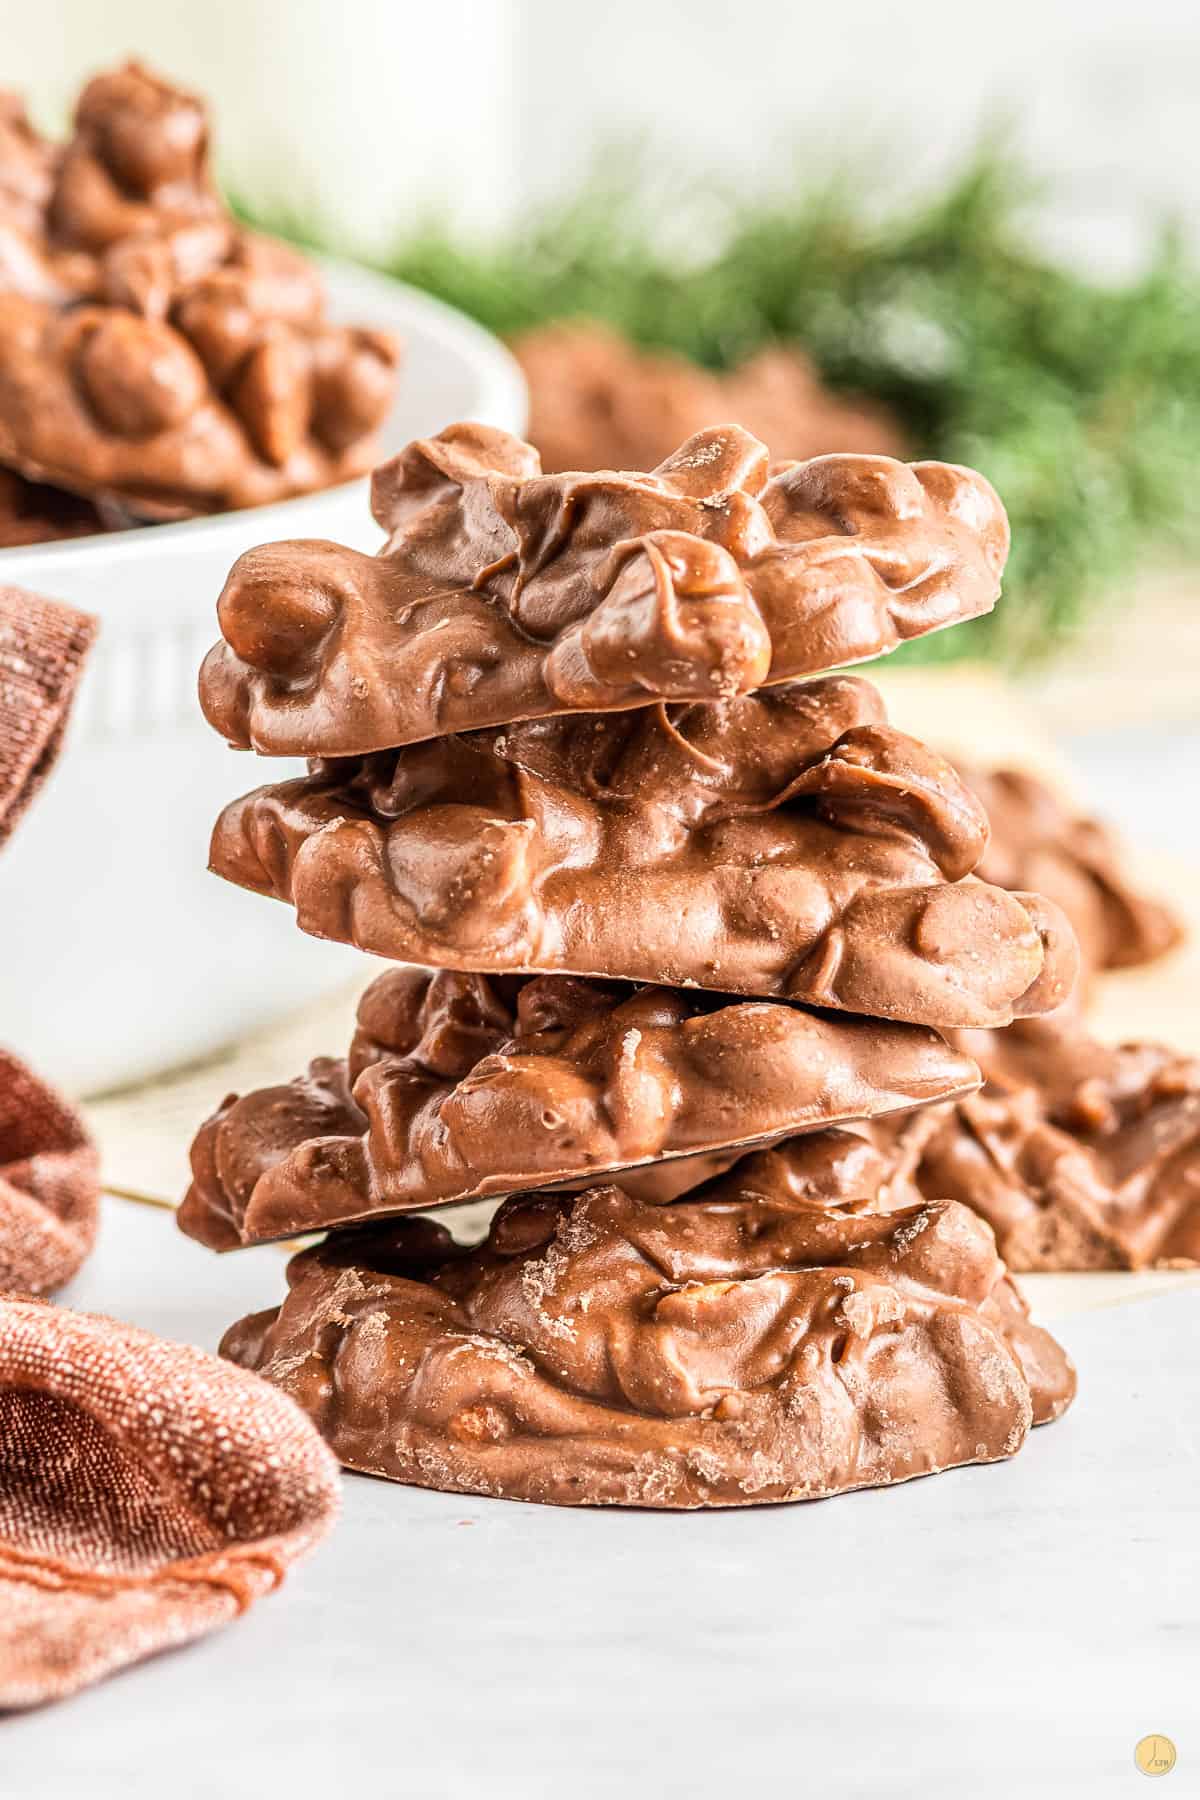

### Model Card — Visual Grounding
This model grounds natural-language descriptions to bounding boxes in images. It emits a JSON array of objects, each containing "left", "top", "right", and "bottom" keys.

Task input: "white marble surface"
[{"left": 7, "top": 1196, "right": 1199, "bottom": 1799}]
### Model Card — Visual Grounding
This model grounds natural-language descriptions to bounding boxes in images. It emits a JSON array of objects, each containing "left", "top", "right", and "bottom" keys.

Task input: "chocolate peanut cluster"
[
  {"left": 0, "top": 62, "right": 398, "bottom": 528},
  {"left": 513, "top": 321, "right": 906, "bottom": 475},
  {"left": 953, "top": 759, "right": 1182, "bottom": 984},
  {"left": 179, "top": 967, "right": 979, "bottom": 1249},
  {"left": 211, "top": 675, "right": 1076, "bottom": 1026},
  {"left": 182, "top": 417, "right": 1093, "bottom": 1508},
  {"left": 655, "top": 1006, "right": 1200, "bottom": 1275},
  {"left": 922, "top": 1018, "right": 1200, "bottom": 1270},
  {"left": 0, "top": 468, "right": 112, "bottom": 547},
  {"left": 200, "top": 420, "right": 1009, "bottom": 754},
  {"left": 222, "top": 1184, "right": 1074, "bottom": 1508}
]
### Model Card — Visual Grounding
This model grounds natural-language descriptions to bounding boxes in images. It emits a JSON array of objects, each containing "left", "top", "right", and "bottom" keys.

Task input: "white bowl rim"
[{"left": 0, "top": 256, "right": 527, "bottom": 580}]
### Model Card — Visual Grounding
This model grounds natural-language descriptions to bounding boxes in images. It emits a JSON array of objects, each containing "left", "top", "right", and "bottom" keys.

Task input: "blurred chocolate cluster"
[
  {"left": 928, "top": 761, "right": 1192, "bottom": 1271},
  {"left": 0, "top": 62, "right": 399, "bottom": 543},
  {"left": 513, "top": 320, "right": 904, "bottom": 474}
]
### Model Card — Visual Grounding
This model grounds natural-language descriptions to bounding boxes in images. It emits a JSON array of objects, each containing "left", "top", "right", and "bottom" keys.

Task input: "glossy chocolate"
[
  {"left": 743, "top": 1020, "right": 1200, "bottom": 1272},
  {"left": 956, "top": 760, "right": 1182, "bottom": 979},
  {"left": 221, "top": 1181, "right": 1074, "bottom": 1508},
  {"left": 0, "top": 62, "right": 398, "bottom": 516},
  {"left": 209, "top": 674, "right": 1078, "bottom": 1026},
  {"left": 178, "top": 965, "right": 979, "bottom": 1249},
  {"left": 198, "top": 418, "right": 1009, "bottom": 755}
]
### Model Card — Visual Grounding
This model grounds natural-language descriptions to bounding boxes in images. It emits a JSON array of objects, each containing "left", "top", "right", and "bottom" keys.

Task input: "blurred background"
[
  {"left": 9, "top": 0, "right": 1200, "bottom": 255},
  {"left": 3, "top": 0, "right": 1199, "bottom": 1102},
  {"left": 7, "top": 2, "right": 1198, "bottom": 801}
]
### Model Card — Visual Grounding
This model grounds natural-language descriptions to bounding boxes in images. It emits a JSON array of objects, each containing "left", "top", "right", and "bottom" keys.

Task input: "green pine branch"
[{"left": 235, "top": 144, "right": 1200, "bottom": 663}]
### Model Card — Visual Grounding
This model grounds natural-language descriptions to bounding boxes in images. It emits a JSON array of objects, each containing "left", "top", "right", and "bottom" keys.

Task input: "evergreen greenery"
[{"left": 239, "top": 148, "right": 1200, "bottom": 662}]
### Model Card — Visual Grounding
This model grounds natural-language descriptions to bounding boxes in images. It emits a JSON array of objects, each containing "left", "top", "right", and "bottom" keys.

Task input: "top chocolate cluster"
[
  {"left": 0, "top": 62, "right": 398, "bottom": 517},
  {"left": 200, "top": 418, "right": 1009, "bottom": 755},
  {"left": 198, "top": 415, "right": 1090, "bottom": 1029}
]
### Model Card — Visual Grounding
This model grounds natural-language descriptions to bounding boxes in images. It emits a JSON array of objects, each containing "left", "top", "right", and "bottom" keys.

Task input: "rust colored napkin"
[
  {"left": 0, "top": 1296, "right": 340, "bottom": 1707},
  {"left": 0, "top": 1052, "right": 99, "bottom": 1295},
  {"left": 0, "top": 583, "right": 339, "bottom": 1706},
  {"left": 0, "top": 584, "right": 97, "bottom": 852},
  {"left": 0, "top": 583, "right": 101, "bottom": 1295}
]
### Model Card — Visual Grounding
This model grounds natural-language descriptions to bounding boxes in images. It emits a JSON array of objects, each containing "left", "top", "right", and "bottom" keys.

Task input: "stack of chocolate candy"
[
  {"left": 182, "top": 421, "right": 1082, "bottom": 1508},
  {"left": 0, "top": 62, "right": 398, "bottom": 541}
]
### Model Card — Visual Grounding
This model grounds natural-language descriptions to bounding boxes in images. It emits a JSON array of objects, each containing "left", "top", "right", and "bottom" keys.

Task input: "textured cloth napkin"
[
  {"left": 0, "top": 583, "right": 101, "bottom": 1295},
  {"left": 0, "top": 1052, "right": 99, "bottom": 1296},
  {"left": 0, "top": 584, "right": 97, "bottom": 853},
  {"left": 0, "top": 1296, "right": 340, "bottom": 1707},
  {"left": 0, "top": 582, "right": 340, "bottom": 1706}
]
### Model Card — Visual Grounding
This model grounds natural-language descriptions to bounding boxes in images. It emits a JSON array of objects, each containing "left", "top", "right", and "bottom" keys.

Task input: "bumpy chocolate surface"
[
  {"left": 514, "top": 322, "right": 906, "bottom": 474},
  {"left": 198, "top": 418, "right": 1009, "bottom": 755},
  {"left": 210, "top": 674, "right": 1078, "bottom": 1026},
  {"left": 704, "top": 1019, "right": 1200, "bottom": 1271},
  {"left": 956, "top": 760, "right": 1182, "bottom": 979},
  {"left": 220, "top": 1182, "right": 1074, "bottom": 1508},
  {"left": 47, "top": 62, "right": 223, "bottom": 267},
  {"left": 680, "top": 1114, "right": 931, "bottom": 1213},
  {"left": 917, "top": 1018, "right": 1200, "bottom": 1270},
  {"left": 178, "top": 965, "right": 979, "bottom": 1249},
  {"left": 0, "top": 62, "right": 398, "bottom": 516}
]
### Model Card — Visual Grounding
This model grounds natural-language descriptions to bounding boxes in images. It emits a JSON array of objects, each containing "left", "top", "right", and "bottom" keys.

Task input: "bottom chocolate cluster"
[
  {"left": 195, "top": 964, "right": 1200, "bottom": 1505},
  {"left": 222, "top": 1175, "right": 1074, "bottom": 1510}
]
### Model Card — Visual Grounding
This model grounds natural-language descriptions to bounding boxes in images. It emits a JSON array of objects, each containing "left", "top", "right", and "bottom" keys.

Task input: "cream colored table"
[{"left": 4, "top": 1190, "right": 1197, "bottom": 1800}]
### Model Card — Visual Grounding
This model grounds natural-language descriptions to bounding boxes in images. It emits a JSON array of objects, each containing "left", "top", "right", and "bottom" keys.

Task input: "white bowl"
[{"left": 0, "top": 260, "right": 527, "bottom": 1096}]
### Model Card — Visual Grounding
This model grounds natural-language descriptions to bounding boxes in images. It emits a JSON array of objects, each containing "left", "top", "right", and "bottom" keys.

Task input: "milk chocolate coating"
[
  {"left": 198, "top": 418, "right": 1009, "bottom": 756},
  {"left": 0, "top": 94, "right": 90, "bottom": 303},
  {"left": 683, "top": 1114, "right": 932, "bottom": 1214},
  {"left": 703, "top": 1017, "right": 1200, "bottom": 1271},
  {"left": 220, "top": 1183, "right": 1074, "bottom": 1508},
  {"left": 916, "top": 1017, "right": 1200, "bottom": 1270},
  {"left": 514, "top": 322, "right": 907, "bottom": 475},
  {"left": 178, "top": 965, "right": 979, "bottom": 1249},
  {"left": 0, "top": 62, "right": 398, "bottom": 516},
  {"left": 0, "top": 62, "right": 227, "bottom": 313},
  {"left": 956, "top": 760, "right": 1182, "bottom": 979},
  {"left": 209, "top": 674, "right": 1078, "bottom": 1027},
  {"left": 0, "top": 292, "right": 394, "bottom": 517},
  {"left": 52, "top": 62, "right": 223, "bottom": 255}
]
